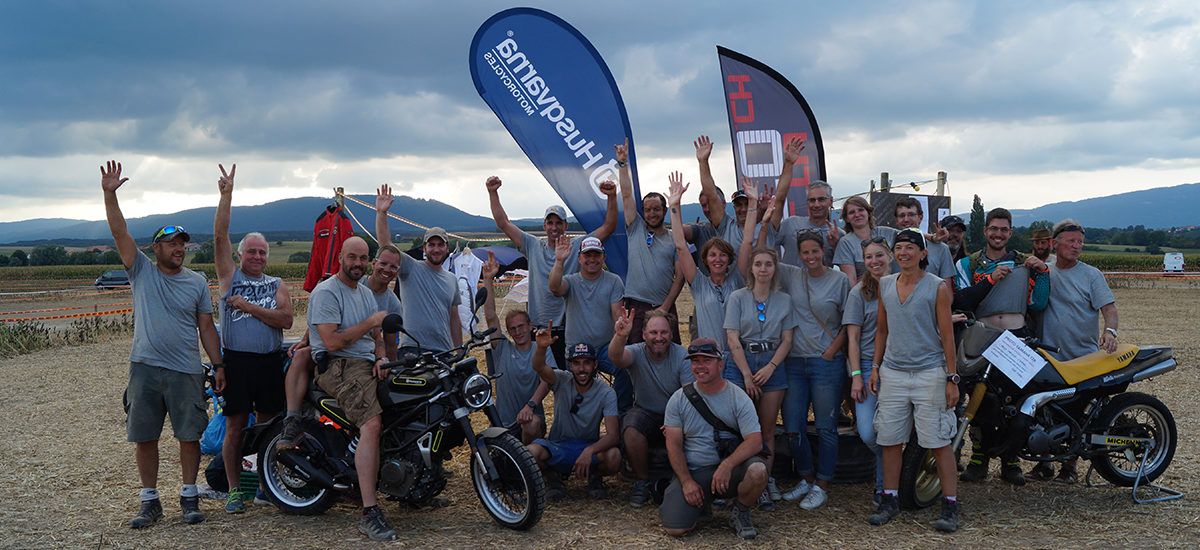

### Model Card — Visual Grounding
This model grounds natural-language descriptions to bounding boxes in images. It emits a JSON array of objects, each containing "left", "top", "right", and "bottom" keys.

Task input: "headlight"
[{"left": 462, "top": 373, "right": 492, "bottom": 409}]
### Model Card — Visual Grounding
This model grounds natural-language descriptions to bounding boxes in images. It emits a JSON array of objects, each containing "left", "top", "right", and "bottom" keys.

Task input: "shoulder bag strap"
[{"left": 682, "top": 383, "right": 739, "bottom": 437}]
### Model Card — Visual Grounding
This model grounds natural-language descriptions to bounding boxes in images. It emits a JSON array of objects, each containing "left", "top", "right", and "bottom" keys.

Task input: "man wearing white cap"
[{"left": 485, "top": 175, "right": 619, "bottom": 367}]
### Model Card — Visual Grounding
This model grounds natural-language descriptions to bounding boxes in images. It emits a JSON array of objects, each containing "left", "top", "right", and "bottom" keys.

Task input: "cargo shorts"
[
  {"left": 873, "top": 365, "right": 957, "bottom": 449},
  {"left": 125, "top": 361, "right": 208, "bottom": 443},
  {"left": 315, "top": 356, "right": 382, "bottom": 425}
]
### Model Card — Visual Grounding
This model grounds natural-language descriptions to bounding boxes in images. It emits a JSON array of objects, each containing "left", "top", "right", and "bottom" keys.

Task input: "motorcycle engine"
[
  {"left": 378, "top": 453, "right": 421, "bottom": 497},
  {"left": 1027, "top": 423, "right": 1072, "bottom": 455}
]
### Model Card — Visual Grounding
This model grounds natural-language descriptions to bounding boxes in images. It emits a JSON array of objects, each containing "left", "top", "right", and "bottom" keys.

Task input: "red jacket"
[{"left": 303, "top": 205, "right": 355, "bottom": 292}]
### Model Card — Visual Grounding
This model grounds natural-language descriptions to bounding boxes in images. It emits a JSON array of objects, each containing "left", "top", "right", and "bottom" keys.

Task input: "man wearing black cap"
[
  {"left": 940, "top": 215, "right": 968, "bottom": 262},
  {"left": 102, "top": 161, "right": 223, "bottom": 529}
]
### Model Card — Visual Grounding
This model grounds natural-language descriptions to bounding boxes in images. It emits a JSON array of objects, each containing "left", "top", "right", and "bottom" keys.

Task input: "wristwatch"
[
  {"left": 946, "top": 373, "right": 961, "bottom": 384},
  {"left": 527, "top": 400, "right": 538, "bottom": 409},
  {"left": 1105, "top": 327, "right": 1118, "bottom": 338}
]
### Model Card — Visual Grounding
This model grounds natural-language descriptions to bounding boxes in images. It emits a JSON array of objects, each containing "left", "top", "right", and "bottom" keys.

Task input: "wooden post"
[
  {"left": 937, "top": 172, "right": 947, "bottom": 196},
  {"left": 334, "top": 187, "right": 345, "bottom": 207},
  {"left": 880, "top": 172, "right": 890, "bottom": 192}
]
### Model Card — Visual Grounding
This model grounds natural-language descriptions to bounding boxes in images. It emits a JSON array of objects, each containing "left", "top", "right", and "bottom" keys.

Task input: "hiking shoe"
[
  {"left": 729, "top": 502, "right": 757, "bottom": 539},
  {"left": 224, "top": 491, "right": 246, "bottom": 514},
  {"left": 799, "top": 485, "right": 828, "bottom": 510},
  {"left": 873, "top": 491, "right": 882, "bottom": 507},
  {"left": 711, "top": 498, "right": 728, "bottom": 510},
  {"left": 547, "top": 472, "right": 565, "bottom": 502},
  {"left": 130, "top": 498, "right": 163, "bottom": 529},
  {"left": 629, "top": 479, "right": 653, "bottom": 508},
  {"left": 180, "top": 495, "right": 204, "bottom": 524},
  {"left": 766, "top": 477, "right": 781, "bottom": 501},
  {"left": 1001, "top": 463, "right": 1027, "bottom": 486},
  {"left": 781, "top": 479, "right": 811, "bottom": 501},
  {"left": 756, "top": 489, "right": 775, "bottom": 511},
  {"left": 934, "top": 498, "right": 960, "bottom": 532},
  {"left": 959, "top": 457, "right": 988, "bottom": 482},
  {"left": 276, "top": 416, "right": 303, "bottom": 451},
  {"left": 587, "top": 471, "right": 607, "bottom": 498},
  {"left": 1053, "top": 465, "right": 1078, "bottom": 485},
  {"left": 359, "top": 506, "right": 397, "bottom": 542},
  {"left": 868, "top": 493, "right": 899, "bottom": 525},
  {"left": 1029, "top": 461, "right": 1056, "bottom": 481}
]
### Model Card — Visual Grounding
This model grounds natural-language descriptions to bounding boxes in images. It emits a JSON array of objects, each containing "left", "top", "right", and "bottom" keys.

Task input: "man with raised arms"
[{"left": 765, "top": 137, "right": 843, "bottom": 267}]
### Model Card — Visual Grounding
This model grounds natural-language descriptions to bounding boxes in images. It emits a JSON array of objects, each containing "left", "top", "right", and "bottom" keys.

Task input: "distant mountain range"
[{"left": 2, "top": 183, "right": 1194, "bottom": 245}]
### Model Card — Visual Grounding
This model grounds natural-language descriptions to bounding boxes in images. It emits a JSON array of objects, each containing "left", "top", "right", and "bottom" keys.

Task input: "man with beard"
[
  {"left": 893, "top": 198, "right": 956, "bottom": 280},
  {"left": 609, "top": 309, "right": 695, "bottom": 507},
  {"left": 616, "top": 139, "right": 685, "bottom": 344},
  {"left": 103, "top": 161, "right": 223, "bottom": 529},
  {"left": 212, "top": 164, "right": 294, "bottom": 514},
  {"left": 480, "top": 251, "right": 556, "bottom": 444},
  {"left": 952, "top": 207, "right": 1049, "bottom": 486},
  {"left": 528, "top": 336, "right": 622, "bottom": 501},
  {"left": 1031, "top": 228, "right": 1053, "bottom": 262},
  {"left": 375, "top": 185, "right": 461, "bottom": 354},
  {"left": 940, "top": 215, "right": 968, "bottom": 262},
  {"left": 549, "top": 236, "right": 630, "bottom": 413},
  {"left": 306, "top": 236, "right": 394, "bottom": 540},
  {"left": 766, "top": 137, "right": 844, "bottom": 267},
  {"left": 486, "top": 176, "right": 619, "bottom": 368}
]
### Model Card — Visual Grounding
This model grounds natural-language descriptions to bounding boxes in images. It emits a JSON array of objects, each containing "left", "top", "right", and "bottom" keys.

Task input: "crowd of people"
[{"left": 101, "top": 133, "right": 1120, "bottom": 540}]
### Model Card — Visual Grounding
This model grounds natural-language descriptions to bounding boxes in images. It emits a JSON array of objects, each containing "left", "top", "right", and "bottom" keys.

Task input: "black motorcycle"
[
  {"left": 899, "top": 319, "right": 1178, "bottom": 508},
  {"left": 253, "top": 292, "right": 545, "bottom": 530}
]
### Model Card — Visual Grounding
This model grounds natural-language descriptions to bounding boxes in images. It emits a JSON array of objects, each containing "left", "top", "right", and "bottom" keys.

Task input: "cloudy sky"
[{"left": 2, "top": 1, "right": 1197, "bottom": 225}]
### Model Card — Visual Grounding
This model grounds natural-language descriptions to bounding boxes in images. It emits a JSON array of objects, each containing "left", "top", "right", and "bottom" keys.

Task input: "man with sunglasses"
[
  {"left": 102, "top": 161, "right": 223, "bottom": 529},
  {"left": 765, "top": 137, "right": 844, "bottom": 268},
  {"left": 212, "top": 164, "right": 294, "bottom": 514},
  {"left": 609, "top": 308, "right": 695, "bottom": 507},
  {"left": 893, "top": 197, "right": 955, "bottom": 281},
  {"left": 528, "top": 334, "right": 622, "bottom": 501},
  {"left": 951, "top": 207, "right": 1049, "bottom": 486}
]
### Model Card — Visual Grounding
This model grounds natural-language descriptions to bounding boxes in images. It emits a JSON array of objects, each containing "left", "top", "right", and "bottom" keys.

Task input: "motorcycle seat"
[
  {"left": 310, "top": 387, "right": 354, "bottom": 429},
  {"left": 1040, "top": 344, "right": 1139, "bottom": 385}
]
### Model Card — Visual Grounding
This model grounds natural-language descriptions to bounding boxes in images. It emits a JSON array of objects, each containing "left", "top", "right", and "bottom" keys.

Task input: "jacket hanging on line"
[{"left": 303, "top": 204, "right": 355, "bottom": 292}]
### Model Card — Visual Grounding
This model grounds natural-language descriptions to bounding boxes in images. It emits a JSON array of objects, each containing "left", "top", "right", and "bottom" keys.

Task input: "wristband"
[
  {"left": 617, "top": 160, "right": 627, "bottom": 167},
  {"left": 527, "top": 400, "right": 537, "bottom": 409},
  {"left": 986, "top": 273, "right": 995, "bottom": 285},
  {"left": 851, "top": 370, "right": 862, "bottom": 376},
  {"left": 212, "top": 363, "right": 225, "bottom": 370}
]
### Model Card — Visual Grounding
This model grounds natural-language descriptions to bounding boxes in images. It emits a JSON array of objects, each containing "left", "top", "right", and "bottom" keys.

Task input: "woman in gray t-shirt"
[{"left": 834, "top": 196, "right": 898, "bottom": 282}]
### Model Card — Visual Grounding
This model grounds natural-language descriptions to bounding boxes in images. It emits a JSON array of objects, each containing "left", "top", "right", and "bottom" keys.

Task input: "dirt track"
[{"left": 2, "top": 285, "right": 1199, "bottom": 549}]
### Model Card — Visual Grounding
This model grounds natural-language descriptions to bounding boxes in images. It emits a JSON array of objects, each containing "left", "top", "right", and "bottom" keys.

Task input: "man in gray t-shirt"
[
  {"left": 766, "top": 141, "right": 843, "bottom": 268},
  {"left": 893, "top": 199, "right": 955, "bottom": 280},
  {"left": 102, "top": 160, "right": 224, "bottom": 528},
  {"left": 1041, "top": 222, "right": 1119, "bottom": 360}
]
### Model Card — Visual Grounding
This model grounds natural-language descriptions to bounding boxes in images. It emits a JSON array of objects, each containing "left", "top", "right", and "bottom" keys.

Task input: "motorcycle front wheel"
[
  {"left": 899, "top": 442, "right": 942, "bottom": 509},
  {"left": 256, "top": 422, "right": 337, "bottom": 515},
  {"left": 470, "top": 433, "right": 545, "bottom": 530},
  {"left": 1090, "top": 392, "right": 1176, "bottom": 487}
]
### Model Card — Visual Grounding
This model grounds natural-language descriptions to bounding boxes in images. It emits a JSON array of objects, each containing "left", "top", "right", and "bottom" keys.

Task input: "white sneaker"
[
  {"left": 766, "top": 477, "right": 782, "bottom": 501},
  {"left": 799, "top": 485, "right": 827, "bottom": 510},
  {"left": 781, "top": 479, "right": 811, "bottom": 501}
]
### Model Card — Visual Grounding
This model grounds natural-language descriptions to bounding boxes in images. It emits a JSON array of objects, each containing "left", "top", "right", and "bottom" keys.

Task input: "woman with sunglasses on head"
[
  {"left": 843, "top": 237, "right": 894, "bottom": 505},
  {"left": 833, "top": 196, "right": 898, "bottom": 282},
  {"left": 867, "top": 228, "right": 960, "bottom": 532},
  {"left": 721, "top": 180, "right": 796, "bottom": 510}
]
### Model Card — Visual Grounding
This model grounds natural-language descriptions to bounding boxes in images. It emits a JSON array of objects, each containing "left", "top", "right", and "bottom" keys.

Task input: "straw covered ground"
[{"left": 2, "top": 284, "right": 1199, "bottom": 549}]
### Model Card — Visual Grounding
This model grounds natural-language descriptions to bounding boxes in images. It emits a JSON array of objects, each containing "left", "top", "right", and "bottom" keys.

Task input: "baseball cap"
[
  {"left": 544, "top": 205, "right": 567, "bottom": 221},
  {"left": 685, "top": 338, "right": 722, "bottom": 359},
  {"left": 422, "top": 227, "right": 449, "bottom": 244},
  {"left": 567, "top": 342, "right": 597, "bottom": 360},
  {"left": 731, "top": 189, "right": 749, "bottom": 203},
  {"left": 1031, "top": 228, "right": 1051, "bottom": 241},
  {"left": 893, "top": 228, "right": 926, "bottom": 250},
  {"left": 939, "top": 215, "right": 966, "bottom": 231},
  {"left": 580, "top": 236, "right": 604, "bottom": 253},
  {"left": 152, "top": 225, "right": 190, "bottom": 243}
]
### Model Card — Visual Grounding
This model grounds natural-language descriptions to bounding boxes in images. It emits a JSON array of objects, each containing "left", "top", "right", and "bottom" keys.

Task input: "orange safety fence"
[
  {"left": 0, "top": 308, "right": 134, "bottom": 322},
  {"left": 1, "top": 302, "right": 133, "bottom": 316}
]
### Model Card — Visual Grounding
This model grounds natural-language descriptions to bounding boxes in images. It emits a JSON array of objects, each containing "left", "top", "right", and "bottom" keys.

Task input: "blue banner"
[
  {"left": 470, "top": 7, "right": 638, "bottom": 278},
  {"left": 717, "top": 46, "right": 826, "bottom": 218}
]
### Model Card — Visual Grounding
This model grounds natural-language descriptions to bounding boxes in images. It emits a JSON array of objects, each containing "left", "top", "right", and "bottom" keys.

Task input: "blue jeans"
[
  {"left": 593, "top": 343, "right": 632, "bottom": 414},
  {"left": 854, "top": 360, "right": 883, "bottom": 491},
  {"left": 783, "top": 355, "right": 845, "bottom": 481}
]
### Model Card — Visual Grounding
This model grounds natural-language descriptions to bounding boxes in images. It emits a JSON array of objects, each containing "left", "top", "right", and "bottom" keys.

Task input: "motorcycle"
[
  {"left": 252, "top": 289, "right": 545, "bottom": 530},
  {"left": 899, "top": 319, "right": 1178, "bottom": 509}
]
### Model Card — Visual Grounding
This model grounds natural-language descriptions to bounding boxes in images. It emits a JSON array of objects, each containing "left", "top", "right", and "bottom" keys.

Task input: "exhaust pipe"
[
  {"left": 1131, "top": 359, "right": 1177, "bottom": 383},
  {"left": 277, "top": 451, "right": 339, "bottom": 490},
  {"left": 1019, "top": 388, "right": 1076, "bottom": 417}
]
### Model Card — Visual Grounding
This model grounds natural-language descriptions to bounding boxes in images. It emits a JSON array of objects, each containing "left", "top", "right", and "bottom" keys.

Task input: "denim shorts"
[{"left": 723, "top": 349, "right": 787, "bottom": 392}]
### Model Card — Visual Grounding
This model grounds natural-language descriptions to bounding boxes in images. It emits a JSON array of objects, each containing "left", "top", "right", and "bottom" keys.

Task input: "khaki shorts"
[
  {"left": 873, "top": 366, "right": 957, "bottom": 449},
  {"left": 659, "top": 457, "right": 766, "bottom": 530},
  {"left": 315, "top": 356, "right": 381, "bottom": 425},
  {"left": 125, "top": 362, "right": 208, "bottom": 443}
]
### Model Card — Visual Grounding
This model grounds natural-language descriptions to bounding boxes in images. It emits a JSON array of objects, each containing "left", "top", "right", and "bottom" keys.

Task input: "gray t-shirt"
[
  {"left": 723, "top": 288, "right": 798, "bottom": 345},
  {"left": 561, "top": 270, "right": 624, "bottom": 347},
  {"left": 1042, "top": 261, "right": 1115, "bottom": 360},
  {"left": 879, "top": 272, "right": 947, "bottom": 371},
  {"left": 664, "top": 381, "right": 760, "bottom": 470},
  {"left": 624, "top": 215, "right": 678, "bottom": 304},
  {"left": 623, "top": 342, "right": 694, "bottom": 415},
  {"left": 775, "top": 216, "right": 844, "bottom": 267},
  {"left": 842, "top": 283, "right": 879, "bottom": 364},
  {"left": 975, "top": 266, "right": 1030, "bottom": 318},
  {"left": 396, "top": 253, "right": 461, "bottom": 352},
  {"left": 489, "top": 338, "right": 556, "bottom": 424},
  {"left": 518, "top": 231, "right": 584, "bottom": 327},
  {"left": 833, "top": 227, "right": 898, "bottom": 280},
  {"left": 219, "top": 267, "right": 283, "bottom": 354},
  {"left": 307, "top": 276, "right": 378, "bottom": 361},
  {"left": 547, "top": 370, "right": 618, "bottom": 442},
  {"left": 690, "top": 270, "right": 745, "bottom": 350},
  {"left": 362, "top": 275, "right": 404, "bottom": 318},
  {"left": 128, "top": 251, "right": 211, "bottom": 374},
  {"left": 689, "top": 214, "right": 744, "bottom": 266},
  {"left": 925, "top": 240, "right": 956, "bottom": 279},
  {"left": 778, "top": 264, "right": 851, "bottom": 358}
]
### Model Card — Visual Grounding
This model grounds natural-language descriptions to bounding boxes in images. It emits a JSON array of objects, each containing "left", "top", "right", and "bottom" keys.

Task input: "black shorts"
[
  {"left": 221, "top": 349, "right": 286, "bottom": 416},
  {"left": 621, "top": 405, "right": 666, "bottom": 447}
]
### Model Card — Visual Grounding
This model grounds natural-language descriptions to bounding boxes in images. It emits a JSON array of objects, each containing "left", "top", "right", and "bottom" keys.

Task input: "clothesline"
[{"left": 336, "top": 191, "right": 472, "bottom": 241}]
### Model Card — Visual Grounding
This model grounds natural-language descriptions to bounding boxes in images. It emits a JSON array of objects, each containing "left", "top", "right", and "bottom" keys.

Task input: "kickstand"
[{"left": 1084, "top": 442, "right": 1183, "bottom": 504}]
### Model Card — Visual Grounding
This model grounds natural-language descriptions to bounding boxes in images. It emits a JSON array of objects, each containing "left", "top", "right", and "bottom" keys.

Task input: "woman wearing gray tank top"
[{"left": 866, "top": 228, "right": 962, "bottom": 532}]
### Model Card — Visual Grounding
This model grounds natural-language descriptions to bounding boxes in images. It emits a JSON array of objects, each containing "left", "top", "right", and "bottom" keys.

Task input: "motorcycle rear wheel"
[
  {"left": 1090, "top": 392, "right": 1176, "bottom": 487},
  {"left": 471, "top": 433, "right": 545, "bottom": 530},
  {"left": 257, "top": 422, "right": 337, "bottom": 515}
]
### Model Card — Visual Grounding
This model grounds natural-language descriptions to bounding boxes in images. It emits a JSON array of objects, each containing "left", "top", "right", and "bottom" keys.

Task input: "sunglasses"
[
  {"left": 155, "top": 225, "right": 185, "bottom": 241},
  {"left": 646, "top": 232, "right": 654, "bottom": 246},
  {"left": 756, "top": 301, "right": 767, "bottom": 323},
  {"left": 1053, "top": 224, "right": 1085, "bottom": 238},
  {"left": 860, "top": 235, "right": 888, "bottom": 249},
  {"left": 569, "top": 392, "right": 584, "bottom": 415},
  {"left": 687, "top": 342, "right": 721, "bottom": 356}
]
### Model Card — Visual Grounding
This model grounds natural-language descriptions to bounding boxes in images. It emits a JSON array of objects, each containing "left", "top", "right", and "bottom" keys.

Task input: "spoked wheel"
[
  {"left": 1090, "top": 392, "right": 1176, "bottom": 487},
  {"left": 899, "top": 444, "right": 942, "bottom": 509},
  {"left": 256, "top": 423, "right": 337, "bottom": 515},
  {"left": 471, "top": 433, "right": 545, "bottom": 530}
]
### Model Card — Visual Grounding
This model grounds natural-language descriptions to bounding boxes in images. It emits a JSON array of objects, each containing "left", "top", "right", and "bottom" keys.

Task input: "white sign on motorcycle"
[{"left": 982, "top": 329, "right": 1046, "bottom": 388}]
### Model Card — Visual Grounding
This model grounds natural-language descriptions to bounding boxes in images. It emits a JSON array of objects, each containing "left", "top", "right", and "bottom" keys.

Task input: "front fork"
[
  {"left": 459, "top": 404, "right": 504, "bottom": 482},
  {"left": 951, "top": 382, "right": 988, "bottom": 454}
]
